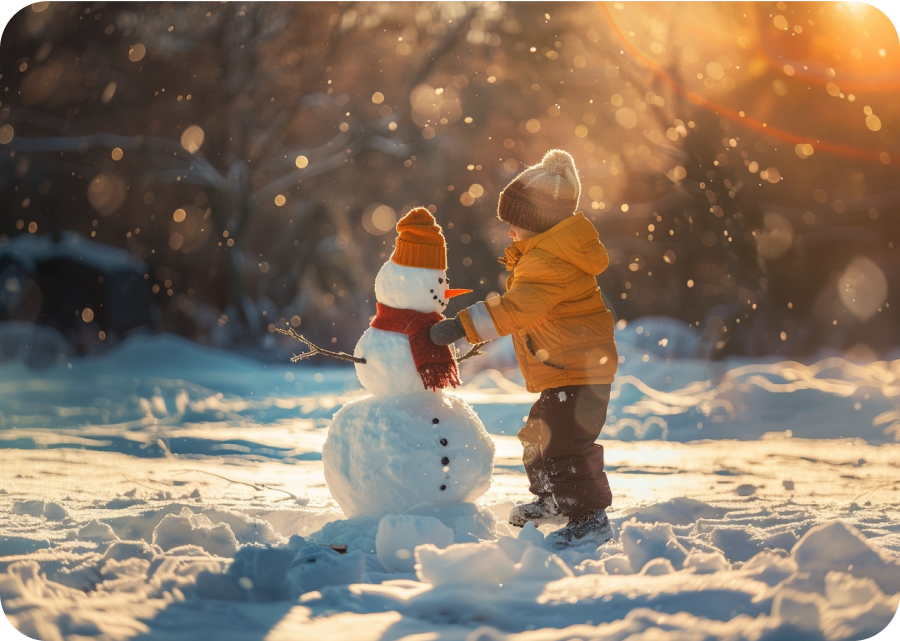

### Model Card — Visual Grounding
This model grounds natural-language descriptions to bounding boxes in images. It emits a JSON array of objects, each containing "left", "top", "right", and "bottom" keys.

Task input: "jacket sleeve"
[{"left": 458, "top": 252, "right": 571, "bottom": 342}]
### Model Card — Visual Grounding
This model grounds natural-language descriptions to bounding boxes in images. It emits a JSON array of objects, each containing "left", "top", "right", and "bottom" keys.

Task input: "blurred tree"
[{"left": 1, "top": 1, "right": 898, "bottom": 358}]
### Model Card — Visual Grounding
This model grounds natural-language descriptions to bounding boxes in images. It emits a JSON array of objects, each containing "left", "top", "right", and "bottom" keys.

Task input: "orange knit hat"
[{"left": 390, "top": 208, "right": 447, "bottom": 271}]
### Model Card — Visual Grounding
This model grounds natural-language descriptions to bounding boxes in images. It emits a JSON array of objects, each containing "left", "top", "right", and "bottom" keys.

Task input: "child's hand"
[{"left": 430, "top": 317, "right": 466, "bottom": 345}]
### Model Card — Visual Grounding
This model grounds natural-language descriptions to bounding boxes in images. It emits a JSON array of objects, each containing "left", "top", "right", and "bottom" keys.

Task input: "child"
[{"left": 431, "top": 149, "right": 617, "bottom": 548}]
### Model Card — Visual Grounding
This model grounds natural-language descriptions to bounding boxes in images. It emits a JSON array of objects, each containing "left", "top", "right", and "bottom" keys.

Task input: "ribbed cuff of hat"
[
  {"left": 498, "top": 187, "right": 573, "bottom": 234},
  {"left": 391, "top": 241, "right": 447, "bottom": 271}
]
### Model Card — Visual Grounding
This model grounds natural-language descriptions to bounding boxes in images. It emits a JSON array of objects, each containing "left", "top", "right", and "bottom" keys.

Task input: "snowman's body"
[{"left": 323, "top": 259, "right": 495, "bottom": 517}]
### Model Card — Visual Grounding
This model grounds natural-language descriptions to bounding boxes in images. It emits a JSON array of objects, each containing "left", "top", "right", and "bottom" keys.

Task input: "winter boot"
[
  {"left": 545, "top": 509, "right": 614, "bottom": 549},
  {"left": 508, "top": 496, "right": 563, "bottom": 528}
]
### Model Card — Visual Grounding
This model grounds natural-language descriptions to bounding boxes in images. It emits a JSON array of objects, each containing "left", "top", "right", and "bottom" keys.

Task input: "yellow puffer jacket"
[{"left": 458, "top": 212, "right": 617, "bottom": 393}]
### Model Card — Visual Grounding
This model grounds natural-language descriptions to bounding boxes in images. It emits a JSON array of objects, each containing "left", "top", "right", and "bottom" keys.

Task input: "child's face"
[{"left": 508, "top": 224, "right": 538, "bottom": 243}]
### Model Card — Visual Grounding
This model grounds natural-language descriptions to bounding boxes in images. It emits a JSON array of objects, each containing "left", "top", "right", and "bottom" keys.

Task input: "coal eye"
[{"left": 438, "top": 278, "right": 443, "bottom": 284}]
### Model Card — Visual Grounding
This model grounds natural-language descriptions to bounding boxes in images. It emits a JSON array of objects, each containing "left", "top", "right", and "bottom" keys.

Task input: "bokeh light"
[{"left": 361, "top": 203, "right": 396, "bottom": 235}]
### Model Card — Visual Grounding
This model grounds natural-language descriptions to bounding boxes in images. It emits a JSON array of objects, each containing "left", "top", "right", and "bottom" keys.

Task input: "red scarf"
[{"left": 370, "top": 302, "right": 461, "bottom": 391}]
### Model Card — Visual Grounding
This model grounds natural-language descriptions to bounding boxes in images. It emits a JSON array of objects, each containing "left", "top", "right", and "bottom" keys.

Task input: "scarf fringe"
[{"left": 419, "top": 364, "right": 461, "bottom": 392}]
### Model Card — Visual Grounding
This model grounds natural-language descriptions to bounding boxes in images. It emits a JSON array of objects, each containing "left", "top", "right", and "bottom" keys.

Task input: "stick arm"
[
  {"left": 276, "top": 326, "right": 367, "bottom": 364},
  {"left": 457, "top": 340, "right": 491, "bottom": 363}
]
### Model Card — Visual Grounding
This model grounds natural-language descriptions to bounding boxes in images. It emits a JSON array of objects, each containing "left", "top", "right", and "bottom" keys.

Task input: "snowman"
[{"left": 284, "top": 209, "right": 495, "bottom": 518}]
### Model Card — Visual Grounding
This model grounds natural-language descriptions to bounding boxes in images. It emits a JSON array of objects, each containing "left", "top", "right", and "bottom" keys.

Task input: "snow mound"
[
  {"left": 11, "top": 500, "right": 68, "bottom": 521},
  {"left": 151, "top": 507, "right": 239, "bottom": 557},
  {"left": 620, "top": 497, "right": 729, "bottom": 525},
  {"left": 287, "top": 546, "right": 366, "bottom": 597},
  {"left": 620, "top": 521, "right": 689, "bottom": 573},
  {"left": 684, "top": 550, "right": 731, "bottom": 574},
  {"left": 376, "top": 514, "right": 453, "bottom": 573},
  {"left": 791, "top": 521, "right": 900, "bottom": 595},
  {"left": 76, "top": 520, "right": 119, "bottom": 542},
  {"left": 214, "top": 546, "right": 296, "bottom": 601},
  {"left": 0, "top": 321, "right": 74, "bottom": 368},
  {"left": 310, "top": 502, "right": 505, "bottom": 556},
  {"left": 415, "top": 537, "right": 571, "bottom": 587},
  {"left": 615, "top": 316, "right": 703, "bottom": 358}
]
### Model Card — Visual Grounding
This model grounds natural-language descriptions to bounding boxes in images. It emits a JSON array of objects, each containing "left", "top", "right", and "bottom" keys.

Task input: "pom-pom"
[{"left": 541, "top": 149, "right": 576, "bottom": 176}]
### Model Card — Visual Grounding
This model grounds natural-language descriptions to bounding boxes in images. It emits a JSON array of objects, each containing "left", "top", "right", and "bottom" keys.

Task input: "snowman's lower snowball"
[{"left": 324, "top": 391, "right": 494, "bottom": 517}]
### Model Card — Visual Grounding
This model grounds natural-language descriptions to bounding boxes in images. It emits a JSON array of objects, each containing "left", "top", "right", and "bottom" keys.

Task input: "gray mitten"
[{"left": 430, "top": 317, "right": 466, "bottom": 345}]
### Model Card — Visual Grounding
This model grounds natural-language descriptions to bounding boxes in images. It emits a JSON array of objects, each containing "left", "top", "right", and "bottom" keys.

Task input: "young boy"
[{"left": 431, "top": 149, "right": 617, "bottom": 548}]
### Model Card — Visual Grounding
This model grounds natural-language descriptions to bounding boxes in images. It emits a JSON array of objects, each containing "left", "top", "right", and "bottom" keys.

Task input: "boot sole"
[{"left": 508, "top": 512, "right": 567, "bottom": 528}]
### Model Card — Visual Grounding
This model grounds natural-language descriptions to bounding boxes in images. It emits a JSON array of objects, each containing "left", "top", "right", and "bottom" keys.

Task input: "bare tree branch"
[
  {"left": 408, "top": 8, "right": 478, "bottom": 91},
  {"left": 8, "top": 133, "right": 226, "bottom": 190},
  {"left": 249, "top": 137, "right": 366, "bottom": 208}
]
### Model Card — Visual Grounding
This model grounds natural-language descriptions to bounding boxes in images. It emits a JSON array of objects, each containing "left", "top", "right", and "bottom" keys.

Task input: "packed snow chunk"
[
  {"left": 640, "top": 558, "right": 676, "bottom": 576},
  {"left": 602, "top": 554, "right": 634, "bottom": 575},
  {"left": 0, "top": 536, "right": 51, "bottom": 556},
  {"left": 742, "top": 550, "right": 797, "bottom": 586},
  {"left": 621, "top": 521, "right": 688, "bottom": 573},
  {"left": 308, "top": 514, "right": 381, "bottom": 554},
  {"left": 324, "top": 391, "right": 494, "bottom": 517},
  {"left": 621, "top": 497, "right": 728, "bottom": 526},
  {"left": 514, "top": 545, "right": 573, "bottom": 581},
  {"left": 200, "top": 508, "right": 282, "bottom": 547},
  {"left": 149, "top": 555, "right": 227, "bottom": 595},
  {"left": 286, "top": 546, "right": 366, "bottom": 597},
  {"left": 772, "top": 588, "right": 825, "bottom": 630},
  {"left": 684, "top": 550, "right": 730, "bottom": 574},
  {"left": 415, "top": 539, "right": 571, "bottom": 586},
  {"left": 102, "top": 540, "right": 162, "bottom": 562},
  {"left": 376, "top": 514, "right": 454, "bottom": 573},
  {"left": 152, "top": 507, "right": 239, "bottom": 557},
  {"left": 791, "top": 521, "right": 900, "bottom": 595},
  {"left": 496, "top": 535, "right": 533, "bottom": 563},
  {"left": 11, "top": 499, "right": 68, "bottom": 521},
  {"left": 825, "top": 571, "right": 884, "bottom": 608},
  {"left": 516, "top": 521, "right": 545, "bottom": 546},
  {"left": 402, "top": 501, "right": 505, "bottom": 543},
  {"left": 763, "top": 529, "right": 799, "bottom": 552},
  {"left": 223, "top": 546, "right": 297, "bottom": 601},
  {"left": 76, "top": 520, "right": 119, "bottom": 542},
  {"left": 708, "top": 526, "right": 764, "bottom": 563},
  {"left": 416, "top": 541, "right": 517, "bottom": 587}
]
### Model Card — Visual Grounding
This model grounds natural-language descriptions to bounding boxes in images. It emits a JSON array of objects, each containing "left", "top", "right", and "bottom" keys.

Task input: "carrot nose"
[{"left": 444, "top": 288, "right": 472, "bottom": 299}]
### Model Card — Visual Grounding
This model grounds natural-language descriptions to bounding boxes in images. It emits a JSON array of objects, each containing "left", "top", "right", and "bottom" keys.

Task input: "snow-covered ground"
[{"left": 2, "top": 323, "right": 899, "bottom": 640}]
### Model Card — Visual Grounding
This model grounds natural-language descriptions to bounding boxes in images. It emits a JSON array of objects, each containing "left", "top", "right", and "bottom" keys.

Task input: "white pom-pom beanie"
[{"left": 497, "top": 149, "right": 582, "bottom": 233}]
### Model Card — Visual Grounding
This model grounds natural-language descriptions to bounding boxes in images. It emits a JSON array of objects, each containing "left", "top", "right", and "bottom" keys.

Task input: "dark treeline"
[{"left": 1, "top": 1, "right": 899, "bottom": 361}]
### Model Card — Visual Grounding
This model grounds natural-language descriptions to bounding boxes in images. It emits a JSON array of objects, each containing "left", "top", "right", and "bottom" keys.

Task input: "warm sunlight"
[{"left": 1, "top": 3, "right": 899, "bottom": 641}]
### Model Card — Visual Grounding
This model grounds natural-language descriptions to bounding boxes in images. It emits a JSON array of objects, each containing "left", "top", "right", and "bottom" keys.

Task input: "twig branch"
[
  {"left": 173, "top": 469, "right": 300, "bottom": 501},
  {"left": 458, "top": 341, "right": 491, "bottom": 363},
  {"left": 276, "top": 325, "right": 366, "bottom": 364},
  {"left": 407, "top": 7, "right": 478, "bottom": 91}
]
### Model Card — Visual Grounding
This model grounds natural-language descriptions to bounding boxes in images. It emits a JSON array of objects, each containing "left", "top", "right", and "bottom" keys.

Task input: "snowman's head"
[
  {"left": 376, "top": 207, "right": 471, "bottom": 314},
  {"left": 374, "top": 261, "right": 453, "bottom": 314}
]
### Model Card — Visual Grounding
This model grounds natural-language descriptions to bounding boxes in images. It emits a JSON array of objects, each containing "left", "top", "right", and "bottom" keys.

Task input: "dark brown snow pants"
[{"left": 517, "top": 384, "right": 613, "bottom": 517}]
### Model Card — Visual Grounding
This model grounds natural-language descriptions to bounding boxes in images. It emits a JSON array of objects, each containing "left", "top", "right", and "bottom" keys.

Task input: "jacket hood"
[{"left": 503, "top": 212, "right": 608, "bottom": 276}]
